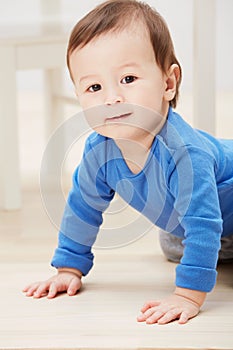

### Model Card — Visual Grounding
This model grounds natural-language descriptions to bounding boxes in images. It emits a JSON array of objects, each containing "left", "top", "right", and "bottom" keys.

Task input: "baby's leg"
[
  {"left": 159, "top": 230, "right": 233, "bottom": 264},
  {"left": 219, "top": 234, "right": 233, "bottom": 263},
  {"left": 158, "top": 229, "right": 183, "bottom": 263}
]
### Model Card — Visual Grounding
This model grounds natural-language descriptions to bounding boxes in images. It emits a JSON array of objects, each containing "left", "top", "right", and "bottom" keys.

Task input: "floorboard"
[{"left": 0, "top": 189, "right": 232, "bottom": 350}]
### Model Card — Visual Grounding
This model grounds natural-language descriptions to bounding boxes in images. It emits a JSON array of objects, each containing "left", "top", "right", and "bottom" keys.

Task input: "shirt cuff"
[
  {"left": 51, "top": 247, "right": 93, "bottom": 276},
  {"left": 175, "top": 264, "right": 217, "bottom": 292}
]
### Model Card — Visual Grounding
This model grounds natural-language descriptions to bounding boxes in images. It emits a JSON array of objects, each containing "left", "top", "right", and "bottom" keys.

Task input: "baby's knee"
[{"left": 158, "top": 229, "right": 184, "bottom": 263}]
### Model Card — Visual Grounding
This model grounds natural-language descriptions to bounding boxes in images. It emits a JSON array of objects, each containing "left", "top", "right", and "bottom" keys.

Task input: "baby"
[{"left": 23, "top": 0, "right": 233, "bottom": 325}]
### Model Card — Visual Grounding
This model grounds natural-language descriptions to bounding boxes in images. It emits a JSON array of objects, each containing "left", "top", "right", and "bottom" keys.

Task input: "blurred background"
[
  {"left": 0, "top": 4, "right": 232, "bottom": 344},
  {"left": 0, "top": 0, "right": 232, "bottom": 204}
]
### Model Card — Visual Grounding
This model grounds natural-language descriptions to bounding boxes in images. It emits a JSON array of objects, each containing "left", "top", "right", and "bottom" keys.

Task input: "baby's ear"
[{"left": 164, "top": 64, "right": 180, "bottom": 102}]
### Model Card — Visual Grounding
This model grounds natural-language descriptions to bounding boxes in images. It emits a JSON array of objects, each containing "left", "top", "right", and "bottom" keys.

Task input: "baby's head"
[{"left": 67, "top": 0, "right": 182, "bottom": 109}]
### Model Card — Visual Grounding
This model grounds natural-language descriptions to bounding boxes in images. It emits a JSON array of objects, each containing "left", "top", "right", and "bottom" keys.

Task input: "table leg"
[
  {"left": 193, "top": 0, "right": 216, "bottom": 135},
  {"left": 0, "top": 46, "right": 21, "bottom": 210},
  {"left": 43, "top": 68, "right": 65, "bottom": 187}
]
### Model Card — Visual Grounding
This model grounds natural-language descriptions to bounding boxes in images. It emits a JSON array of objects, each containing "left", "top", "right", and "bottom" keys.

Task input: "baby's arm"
[
  {"left": 138, "top": 146, "right": 222, "bottom": 324},
  {"left": 137, "top": 287, "right": 206, "bottom": 325},
  {"left": 23, "top": 267, "right": 82, "bottom": 298}
]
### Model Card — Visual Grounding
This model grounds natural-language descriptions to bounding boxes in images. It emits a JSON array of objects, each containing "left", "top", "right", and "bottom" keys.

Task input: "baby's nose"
[{"left": 104, "top": 88, "right": 124, "bottom": 105}]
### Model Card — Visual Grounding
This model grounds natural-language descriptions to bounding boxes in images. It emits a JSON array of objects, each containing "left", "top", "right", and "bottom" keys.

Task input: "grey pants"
[{"left": 159, "top": 229, "right": 233, "bottom": 263}]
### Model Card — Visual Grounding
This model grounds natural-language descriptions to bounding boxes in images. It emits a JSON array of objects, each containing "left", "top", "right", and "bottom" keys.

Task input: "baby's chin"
[
  {"left": 93, "top": 123, "right": 135, "bottom": 138},
  {"left": 93, "top": 124, "right": 153, "bottom": 145}
]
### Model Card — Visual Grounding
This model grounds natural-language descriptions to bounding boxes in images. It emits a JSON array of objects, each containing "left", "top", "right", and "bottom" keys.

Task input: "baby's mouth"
[{"left": 105, "top": 113, "right": 132, "bottom": 122}]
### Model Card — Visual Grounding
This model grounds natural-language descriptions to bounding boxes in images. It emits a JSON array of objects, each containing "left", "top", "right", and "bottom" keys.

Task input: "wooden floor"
[{"left": 0, "top": 187, "right": 233, "bottom": 350}]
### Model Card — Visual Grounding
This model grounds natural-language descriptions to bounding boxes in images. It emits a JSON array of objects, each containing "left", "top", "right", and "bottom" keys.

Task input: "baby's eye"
[
  {"left": 88, "top": 84, "right": 101, "bottom": 92},
  {"left": 121, "top": 76, "right": 137, "bottom": 84}
]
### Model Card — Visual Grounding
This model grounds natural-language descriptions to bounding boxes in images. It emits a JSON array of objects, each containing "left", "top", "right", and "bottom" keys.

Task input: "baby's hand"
[
  {"left": 23, "top": 268, "right": 82, "bottom": 299},
  {"left": 137, "top": 293, "right": 200, "bottom": 325}
]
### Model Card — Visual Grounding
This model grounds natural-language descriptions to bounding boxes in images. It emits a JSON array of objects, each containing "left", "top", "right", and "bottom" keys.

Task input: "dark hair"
[{"left": 67, "top": 0, "right": 182, "bottom": 108}]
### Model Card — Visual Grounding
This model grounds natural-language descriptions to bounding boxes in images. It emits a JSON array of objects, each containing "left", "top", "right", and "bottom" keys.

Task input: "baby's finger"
[
  {"left": 146, "top": 310, "right": 165, "bottom": 324},
  {"left": 137, "top": 307, "right": 157, "bottom": 322},
  {"left": 67, "top": 277, "right": 81, "bottom": 296},
  {"left": 140, "top": 300, "right": 160, "bottom": 313},
  {"left": 24, "top": 283, "right": 40, "bottom": 297},
  {"left": 178, "top": 311, "right": 189, "bottom": 324},
  {"left": 33, "top": 282, "right": 50, "bottom": 298},
  {"left": 23, "top": 282, "right": 39, "bottom": 293},
  {"left": 22, "top": 284, "right": 31, "bottom": 292},
  {"left": 157, "top": 308, "right": 182, "bottom": 325},
  {"left": 47, "top": 282, "right": 59, "bottom": 299}
]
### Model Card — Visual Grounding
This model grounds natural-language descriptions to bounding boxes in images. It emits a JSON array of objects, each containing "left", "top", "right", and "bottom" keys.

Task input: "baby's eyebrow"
[
  {"left": 79, "top": 74, "right": 99, "bottom": 84},
  {"left": 118, "top": 62, "right": 141, "bottom": 70}
]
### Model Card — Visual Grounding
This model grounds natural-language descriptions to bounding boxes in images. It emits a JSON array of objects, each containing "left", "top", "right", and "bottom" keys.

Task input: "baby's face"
[{"left": 69, "top": 24, "right": 172, "bottom": 142}]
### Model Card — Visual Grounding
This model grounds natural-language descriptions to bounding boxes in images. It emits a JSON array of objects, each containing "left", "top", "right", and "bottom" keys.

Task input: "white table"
[{"left": 0, "top": 22, "right": 69, "bottom": 210}]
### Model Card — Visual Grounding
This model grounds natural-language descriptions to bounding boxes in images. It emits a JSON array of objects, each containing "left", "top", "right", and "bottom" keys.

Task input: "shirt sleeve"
[
  {"left": 51, "top": 135, "right": 115, "bottom": 275},
  {"left": 168, "top": 145, "right": 222, "bottom": 292}
]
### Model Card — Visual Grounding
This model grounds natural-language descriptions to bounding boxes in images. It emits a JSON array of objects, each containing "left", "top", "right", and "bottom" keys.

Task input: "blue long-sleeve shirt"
[{"left": 51, "top": 108, "right": 233, "bottom": 292}]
